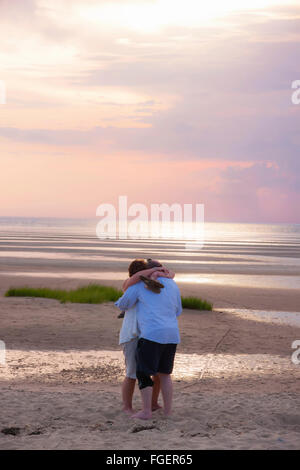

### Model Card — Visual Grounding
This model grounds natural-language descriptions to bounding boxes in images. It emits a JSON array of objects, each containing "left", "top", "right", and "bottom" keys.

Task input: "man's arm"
[
  {"left": 122, "top": 267, "right": 164, "bottom": 291},
  {"left": 115, "top": 283, "right": 140, "bottom": 310}
]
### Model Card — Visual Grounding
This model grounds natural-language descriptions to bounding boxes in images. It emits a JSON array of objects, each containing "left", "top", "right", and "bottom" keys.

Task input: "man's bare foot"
[
  {"left": 131, "top": 410, "right": 152, "bottom": 420},
  {"left": 152, "top": 404, "right": 162, "bottom": 412}
]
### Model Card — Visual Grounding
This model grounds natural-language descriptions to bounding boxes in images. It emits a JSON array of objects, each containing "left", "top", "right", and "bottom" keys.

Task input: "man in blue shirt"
[{"left": 115, "top": 275, "right": 182, "bottom": 420}]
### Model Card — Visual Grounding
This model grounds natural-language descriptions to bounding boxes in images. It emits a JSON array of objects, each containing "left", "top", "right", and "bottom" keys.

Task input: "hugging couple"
[{"left": 115, "top": 258, "right": 182, "bottom": 420}]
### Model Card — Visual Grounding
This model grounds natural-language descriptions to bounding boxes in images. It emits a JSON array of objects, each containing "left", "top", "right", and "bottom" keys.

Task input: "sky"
[{"left": 0, "top": 0, "right": 300, "bottom": 223}]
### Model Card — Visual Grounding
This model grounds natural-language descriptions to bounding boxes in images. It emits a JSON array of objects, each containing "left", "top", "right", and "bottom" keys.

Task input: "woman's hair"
[
  {"left": 128, "top": 259, "right": 148, "bottom": 277},
  {"left": 146, "top": 258, "right": 162, "bottom": 269}
]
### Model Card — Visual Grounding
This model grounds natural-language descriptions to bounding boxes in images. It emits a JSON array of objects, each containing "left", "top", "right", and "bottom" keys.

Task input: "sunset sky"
[{"left": 0, "top": 0, "right": 300, "bottom": 222}]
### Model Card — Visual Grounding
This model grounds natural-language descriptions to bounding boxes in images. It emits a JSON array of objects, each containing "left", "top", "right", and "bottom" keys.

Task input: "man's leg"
[
  {"left": 122, "top": 377, "right": 136, "bottom": 414},
  {"left": 151, "top": 375, "right": 161, "bottom": 411},
  {"left": 132, "top": 338, "right": 159, "bottom": 420},
  {"left": 132, "top": 385, "right": 153, "bottom": 420},
  {"left": 158, "top": 373, "right": 173, "bottom": 416},
  {"left": 157, "top": 344, "right": 177, "bottom": 416}
]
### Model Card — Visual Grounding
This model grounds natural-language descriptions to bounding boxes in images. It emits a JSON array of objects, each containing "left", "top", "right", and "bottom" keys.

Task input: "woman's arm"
[
  {"left": 151, "top": 267, "right": 175, "bottom": 280},
  {"left": 122, "top": 267, "right": 164, "bottom": 291},
  {"left": 164, "top": 268, "right": 175, "bottom": 279}
]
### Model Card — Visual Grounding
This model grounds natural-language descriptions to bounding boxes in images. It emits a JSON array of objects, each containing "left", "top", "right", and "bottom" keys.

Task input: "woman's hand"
[{"left": 123, "top": 266, "right": 163, "bottom": 291}]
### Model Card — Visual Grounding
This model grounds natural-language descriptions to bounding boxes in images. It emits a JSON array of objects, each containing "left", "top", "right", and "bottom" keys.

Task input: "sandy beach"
[
  {"left": 0, "top": 226, "right": 300, "bottom": 449},
  {"left": 0, "top": 291, "right": 299, "bottom": 450}
]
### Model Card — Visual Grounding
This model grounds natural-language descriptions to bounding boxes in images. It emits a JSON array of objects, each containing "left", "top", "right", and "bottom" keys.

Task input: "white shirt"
[{"left": 118, "top": 305, "right": 139, "bottom": 344}]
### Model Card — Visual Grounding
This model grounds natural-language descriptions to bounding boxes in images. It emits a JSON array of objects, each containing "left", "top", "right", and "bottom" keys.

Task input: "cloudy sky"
[{"left": 0, "top": 0, "right": 299, "bottom": 222}]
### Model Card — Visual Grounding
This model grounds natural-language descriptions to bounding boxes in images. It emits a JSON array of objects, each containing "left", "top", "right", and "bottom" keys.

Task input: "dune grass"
[
  {"left": 5, "top": 284, "right": 212, "bottom": 311},
  {"left": 181, "top": 296, "right": 213, "bottom": 311},
  {"left": 5, "top": 284, "right": 123, "bottom": 304}
]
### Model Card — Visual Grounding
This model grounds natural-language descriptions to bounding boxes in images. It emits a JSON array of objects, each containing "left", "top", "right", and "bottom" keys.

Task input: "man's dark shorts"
[{"left": 135, "top": 338, "right": 177, "bottom": 389}]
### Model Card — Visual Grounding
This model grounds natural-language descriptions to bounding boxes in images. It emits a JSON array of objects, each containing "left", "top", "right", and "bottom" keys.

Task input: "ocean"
[{"left": 0, "top": 217, "right": 299, "bottom": 326}]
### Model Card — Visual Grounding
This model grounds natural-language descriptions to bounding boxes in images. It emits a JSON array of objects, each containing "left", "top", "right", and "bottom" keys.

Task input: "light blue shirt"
[{"left": 115, "top": 277, "right": 182, "bottom": 344}]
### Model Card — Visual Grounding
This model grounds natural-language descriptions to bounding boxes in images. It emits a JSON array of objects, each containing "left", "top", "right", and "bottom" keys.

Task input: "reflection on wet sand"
[
  {"left": 221, "top": 308, "right": 300, "bottom": 328},
  {"left": 1, "top": 270, "right": 299, "bottom": 291}
]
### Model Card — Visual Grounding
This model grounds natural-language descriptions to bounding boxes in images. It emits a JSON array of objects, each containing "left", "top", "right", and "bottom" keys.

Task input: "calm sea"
[
  {"left": 0, "top": 217, "right": 299, "bottom": 325},
  {"left": 0, "top": 216, "right": 300, "bottom": 241}
]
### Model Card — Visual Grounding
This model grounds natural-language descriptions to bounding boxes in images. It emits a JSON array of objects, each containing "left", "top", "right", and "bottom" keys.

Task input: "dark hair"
[
  {"left": 128, "top": 259, "right": 148, "bottom": 277},
  {"left": 146, "top": 258, "right": 162, "bottom": 269}
]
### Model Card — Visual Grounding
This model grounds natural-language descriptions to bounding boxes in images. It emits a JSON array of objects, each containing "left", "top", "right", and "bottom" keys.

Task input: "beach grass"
[
  {"left": 5, "top": 284, "right": 212, "bottom": 310},
  {"left": 5, "top": 284, "right": 123, "bottom": 304},
  {"left": 181, "top": 296, "right": 213, "bottom": 311}
]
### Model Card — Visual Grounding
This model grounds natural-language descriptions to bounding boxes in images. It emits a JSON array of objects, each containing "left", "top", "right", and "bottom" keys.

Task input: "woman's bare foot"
[{"left": 131, "top": 410, "right": 152, "bottom": 420}]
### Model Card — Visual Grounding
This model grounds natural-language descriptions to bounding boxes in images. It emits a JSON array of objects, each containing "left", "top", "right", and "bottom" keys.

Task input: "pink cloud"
[{"left": 1, "top": 1, "right": 300, "bottom": 222}]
